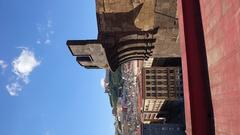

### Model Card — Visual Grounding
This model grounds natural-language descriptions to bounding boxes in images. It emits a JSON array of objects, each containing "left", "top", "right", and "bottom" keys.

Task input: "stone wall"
[
  {"left": 96, "top": 0, "right": 155, "bottom": 32},
  {"left": 152, "top": 0, "right": 180, "bottom": 58}
]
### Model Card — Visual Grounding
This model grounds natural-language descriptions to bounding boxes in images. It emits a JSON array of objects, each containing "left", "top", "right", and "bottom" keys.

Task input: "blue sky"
[{"left": 0, "top": 0, "right": 114, "bottom": 135}]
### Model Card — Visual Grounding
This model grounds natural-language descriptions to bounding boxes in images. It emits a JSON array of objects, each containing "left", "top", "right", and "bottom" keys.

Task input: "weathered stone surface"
[
  {"left": 96, "top": 0, "right": 180, "bottom": 58},
  {"left": 67, "top": 41, "right": 110, "bottom": 69},
  {"left": 153, "top": 0, "right": 180, "bottom": 58},
  {"left": 67, "top": 0, "right": 180, "bottom": 71},
  {"left": 96, "top": 0, "right": 156, "bottom": 33},
  {"left": 153, "top": 29, "right": 180, "bottom": 57}
]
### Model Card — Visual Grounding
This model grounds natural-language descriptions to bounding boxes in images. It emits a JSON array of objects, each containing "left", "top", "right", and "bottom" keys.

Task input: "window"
[
  {"left": 170, "top": 81, "right": 175, "bottom": 85},
  {"left": 146, "top": 87, "right": 151, "bottom": 91},
  {"left": 160, "top": 86, "right": 167, "bottom": 90},
  {"left": 146, "top": 76, "right": 150, "bottom": 79},
  {"left": 158, "top": 81, "right": 167, "bottom": 85},
  {"left": 85, "top": 66, "right": 99, "bottom": 69},
  {"left": 169, "top": 70, "right": 174, "bottom": 73},
  {"left": 151, "top": 70, "right": 156, "bottom": 73},
  {"left": 147, "top": 114, "right": 151, "bottom": 119},
  {"left": 158, "top": 93, "right": 168, "bottom": 97},
  {"left": 146, "top": 70, "right": 150, "bottom": 73},
  {"left": 158, "top": 70, "right": 167, "bottom": 73},
  {"left": 152, "top": 114, "right": 156, "bottom": 119},
  {"left": 157, "top": 76, "right": 167, "bottom": 79},
  {"left": 170, "top": 87, "right": 174, "bottom": 91},
  {"left": 146, "top": 81, "right": 150, "bottom": 85},
  {"left": 77, "top": 55, "right": 92, "bottom": 62},
  {"left": 146, "top": 93, "right": 151, "bottom": 97},
  {"left": 152, "top": 93, "right": 156, "bottom": 97},
  {"left": 157, "top": 70, "right": 167, "bottom": 73},
  {"left": 157, "top": 70, "right": 162, "bottom": 73},
  {"left": 151, "top": 76, "right": 156, "bottom": 79}
]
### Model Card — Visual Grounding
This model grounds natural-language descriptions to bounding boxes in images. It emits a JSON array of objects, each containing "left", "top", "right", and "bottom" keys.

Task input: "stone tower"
[{"left": 67, "top": 0, "right": 158, "bottom": 71}]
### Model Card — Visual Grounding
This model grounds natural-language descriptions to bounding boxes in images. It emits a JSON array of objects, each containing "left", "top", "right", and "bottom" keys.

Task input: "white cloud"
[
  {"left": 36, "top": 24, "right": 43, "bottom": 32},
  {"left": 6, "top": 82, "right": 22, "bottom": 96},
  {"left": 44, "top": 39, "right": 51, "bottom": 44},
  {"left": 0, "top": 60, "right": 8, "bottom": 71},
  {"left": 36, "top": 19, "right": 54, "bottom": 45},
  {"left": 44, "top": 33, "right": 51, "bottom": 44},
  {"left": 47, "top": 20, "right": 52, "bottom": 28},
  {"left": 12, "top": 48, "right": 40, "bottom": 83},
  {"left": 36, "top": 40, "right": 41, "bottom": 44},
  {"left": 5, "top": 48, "right": 40, "bottom": 96},
  {"left": 49, "top": 30, "right": 54, "bottom": 34},
  {"left": 100, "top": 78, "right": 105, "bottom": 88}
]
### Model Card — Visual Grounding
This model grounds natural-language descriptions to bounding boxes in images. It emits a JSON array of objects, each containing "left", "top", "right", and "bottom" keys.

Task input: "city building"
[
  {"left": 142, "top": 123, "right": 185, "bottom": 135},
  {"left": 143, "top": 67, "right": 183, "bottom": 100},
  {"left": 103, "top": 70, "right": 110, "bottom": 93},
  {"left": 141, "top": 66, "right": 183, "bottom": 123}
]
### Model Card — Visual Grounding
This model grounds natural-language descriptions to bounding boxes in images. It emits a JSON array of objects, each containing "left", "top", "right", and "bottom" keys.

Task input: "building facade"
[
  {"left": 142, "top": 124, "right": 185, "bottom": 135},
  {"left": 67, "top": 0, "right": 159, "bottom": 71},
  {"left": 142, "top": 66, "right": 183, "bottom": 123},
  {"left": 143, "top": 67, "right": 183, "bottom": 100}
]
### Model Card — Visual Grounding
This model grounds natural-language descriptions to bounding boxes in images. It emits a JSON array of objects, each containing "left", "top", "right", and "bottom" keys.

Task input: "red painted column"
[
  {"left": 179, "top": 0, "right": 215, "bottom": 135},
  {"left": 177, "top": 1, "right": 192, "bottom": 134}
]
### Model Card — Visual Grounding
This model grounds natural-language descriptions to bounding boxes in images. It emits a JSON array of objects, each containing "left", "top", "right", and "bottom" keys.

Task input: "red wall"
[
  {"left": 179, "top": 0, "right": 240, "bottom": 134},
  {"left": 200, "top": 0, "right": 240, "bottom": 134}
]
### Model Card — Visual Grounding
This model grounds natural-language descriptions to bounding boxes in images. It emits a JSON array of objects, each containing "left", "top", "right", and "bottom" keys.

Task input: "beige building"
[
  {"left": 143, "top": 67, "right": 182, "bottom": 99},
  {"left": 142, "top": 98, "right": 166, "bottom": 123},
  {"left": 142, "top": 67, "right": 183, "bottom": 123}
]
